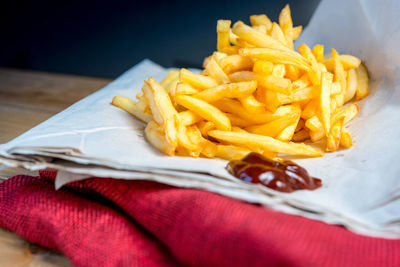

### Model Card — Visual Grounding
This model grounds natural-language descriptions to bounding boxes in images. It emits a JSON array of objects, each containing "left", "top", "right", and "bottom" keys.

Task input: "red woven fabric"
[{"left": 1, "top": 171, "right": 399, "bottom": 267}]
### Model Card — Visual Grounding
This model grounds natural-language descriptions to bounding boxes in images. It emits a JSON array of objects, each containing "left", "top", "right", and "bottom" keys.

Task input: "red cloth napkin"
[{"left": 0, "top": 171, "right": 399, "bottom": 267}]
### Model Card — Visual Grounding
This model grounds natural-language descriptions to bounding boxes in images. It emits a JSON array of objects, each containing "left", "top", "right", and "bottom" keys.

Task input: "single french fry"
[
  {"left": 292, "top": 86, "right": 319, "bottom": 102},
  {"left": 272, "top": 64, "right": 286, "bottom": 78},
  {"left": 345, "top": 68, "right": 358, "bottom": 102},
  {"left": 239, "top": 48, "right": 312, "bottom": 71},
  {"left": 312, "top": 44, "right": 324, "bottom": 63},
  {"left": 239, "top": 94, "right": 265, "bottom": 113},
  {"left": 309, "top": 127, "right": 325, "bottom": 142},
  {"left": 279, "top": 4, "right": 294, "bottom": 49},
  {"left": 201, "top": 139, "right": 218, "bottom": 158},
  {"left": 179, "top": 68, "right": 218, "bottom": 89},
  {"left": 301, "top": 99, "right": 318, "bottom": 120},
  {"left": 217, "top": 20, "right": 231, "bottom": 52},
  {"left": 340, "top": 127, "right": 353, "bottom": 148},
  {"left": 355, "top": 63, "right": 369, "bottom": 100},
  {"left": 197, "top": 121, "right": 216, "bottom": 137},
  {"left": 175, "top": 82, "right": 200, "bottom": 95},
  {"left": 111, "top": 96, "right": 152, "bottom": 123},
  {"left": 292, "top": 73, "right": 311, "bottom": 89},
  {"left": 319, "top": 72, "right": 333, "bottom": 135},
  {"left": 175, "top": 94, "right": 231, "bottom": 131},
  {"left": 245, "top": 112, "right": 298, "bottom": 137},
  {"left": 205, "top": 57, "right": 230, "bottom": 84},
  {"left": 253, "top": 24, "right": 268, "bottom": 34},
  {"left": 291, "top": 25, "right": 302, "bottom": 40},
  {"left": 193, "top": 81, "right": 257, "bottom": 102},
  {"left": 144, "top": 78, "right": 179, "bottom": 147},
  {"left": 270, "top": 22, "right": 288, "bottom": 46},
  {"left": 292, "top": 129, "right": 309, "bottom": 142},
  {"left": 330, "top": 82, "right": 342, "bottom": 95},
  {"left": 326, "top": 117, "right": 344, "bottom": 152},
  {"left": 305, "top": 115, "right": 323, "bottom": 132},
  {"left": 208, "top": 130, "right": 323, "bottom": 157},
  {"left": 160, "top": 70, "right": 180, "bottom": 95},
  {"left": 324, "top": 54, "right": 361, "bottom": 71},
  {"left": 229, "top": 71, "right": 257, "bottom": 82},
  {"left": 253, "top": 60, "right": 274, "bottom": 75},
  {"left": 216, "top": 144, "right": 251, "bottom": 160},
  {"left": 331, "top": 103, "right": 359, "bottom": 125},
  {"left": 298, "top": 43, "right": 321, "bottom": 85},
  {"left": 332, "top": 49, "right": 347, "bottom": 108},
  {"left": 250, "top": 14, "right": 272, "bottom": 30},
  {"left": 258, "top": 75, "right": 292, "bottom": 94},
  {"left": 219, "top": 55, "right": 254, "bottom": 74},
  {"left": 178, "top": 110, "right": 203, "bottom": 126},
  {"left": 276, "top": 105, "right": 301, "bottom": 141},
  {"left": 232, "top": 21, "right": 290, "bottom": 51},
  {"left": 226, "top": 113, "right": 254, "bottom": 127},
  {"left": 145, "top": 120, "right": 175, "bottom": 156},
  {"left": 285, "top": 65, "right": 301, "bottom": 81}
]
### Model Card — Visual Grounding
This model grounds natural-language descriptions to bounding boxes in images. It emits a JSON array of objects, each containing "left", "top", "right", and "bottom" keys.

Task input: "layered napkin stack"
[{"left": 1, "top": 0, "right": 400, "bottom": 238}]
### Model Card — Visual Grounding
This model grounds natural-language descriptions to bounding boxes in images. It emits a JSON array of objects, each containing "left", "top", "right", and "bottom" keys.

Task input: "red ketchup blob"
[{"left": 226, "top": 152, "right": 322, "bottom": 193}]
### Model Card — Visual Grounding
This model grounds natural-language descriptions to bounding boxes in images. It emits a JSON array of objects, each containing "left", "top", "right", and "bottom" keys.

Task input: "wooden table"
[{"left": 0, "top": 68, "right": 111, "bottom": 266}]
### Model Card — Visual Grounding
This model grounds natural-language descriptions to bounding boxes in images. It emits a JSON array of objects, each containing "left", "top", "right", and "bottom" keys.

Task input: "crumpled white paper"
[{"left": 1, "top": 0, "right": 399, "bottom": 238}]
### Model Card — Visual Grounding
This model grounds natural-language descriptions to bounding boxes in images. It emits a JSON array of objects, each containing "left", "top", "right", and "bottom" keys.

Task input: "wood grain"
[{"left": 0, "top": 68, "right": 111, "bottom": 266}]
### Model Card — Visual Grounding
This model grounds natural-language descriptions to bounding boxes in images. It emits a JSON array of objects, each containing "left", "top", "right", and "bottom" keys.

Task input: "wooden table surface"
[{"left": 0, "top": 68, "right": 111, "bottom": 266}]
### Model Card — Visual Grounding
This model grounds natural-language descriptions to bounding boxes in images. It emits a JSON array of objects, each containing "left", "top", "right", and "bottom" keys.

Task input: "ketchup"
[{"left": 226, "top": 152, "right": 322, "bottom": 193}]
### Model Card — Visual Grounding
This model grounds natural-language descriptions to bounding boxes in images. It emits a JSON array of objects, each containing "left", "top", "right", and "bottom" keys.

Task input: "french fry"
[
  {"left": 239, "top": 94, "right": 265, "bottom": 113},
  {"left": 270, "top": 22, "right": 288, "bottom": 46},
  {"left": 145, "top": 120, "right": 176, "bottom": 156},
  {"left": 229, "top": 71, "right": 257, "bottom": 82},
  {"left": 246, "top": 112, "right": 297, "bottom": 137},
  {"left": 272, "top": 64, "right": 286, "bottom": 78},
  {"left": 232, "top": 21, "right": 290, "bottom": 51},
  {"left": 301, "top": 99, "right": 318, "bottom": 120},
  {"left": 175, "top": 94, "right": 231, "bottom": 131},
  {"left": 330, "top": 82, "right": 342, "bottom": 95},
  {"left": 332, "top": 49, "right": 347, "bottom": 108},
  {"left": 144, "top": 78, "right": 179, "bottom": 147},
  {"left": 197, "top": 121, "right": 216, "bottom": 137},
  {"left": 208, "top": 130, "right": 323, "bottom": 157},
  {"left": 217, "top": 20, "right": 231, "bottom": 52},
  {"left": 309, "top": 127, "right": 325, "bottom": 143},
  {"left": 305, "top": 115, "right": 323, "bottom": 132},
  {"left": 193, "top": 81, "right": 257, "bottom": 102},
  {"left": 298, "top": 43, "right": 321, "bottom": 85},
  {"left": 331, "top": 103, "right": 359, "bottom": 125},
  {"left": 160, "top": 70, "right": 180, "bottom": 95},
  {"left": 326, "top": 117, "right": 344, "bottom": 152},
  {"left": 239, "top": 48, "right": 312, "bottom": 71},
  {"left": 111, "top": 96, "right": 152, "bottom": 123},
  {"left": 226, "top": 113, "right": 254, "bottom": 127},
  {"left": 279, "top": 4, "right": 294, "bottom": 49},
  {"left": 205, "top": 56, "right": 230, "bottom": 84},
  {"left": 250, "top": 14, "right": 272, "bottom": 30},
  {"left": 200, "top": 139, "right": 218, "bottom": 158},
  {"left": 292, "top": 86, "right": 319, "bottom": 102},
  {"left": 175, "top": 82, "right": 200, "bottom": 95},
  {"left": 178, "top": 110, "right": 203, "bottom": 126},
  {"left": 345, "top": 68, "right": 358, "bottom": 102},
  {"left": 340, "top": 127, "right": 353, "bottom": 148},
  {"left": 179, "top": 68, "right": 218, "bottom": 89},
  {"left": 285, "top": 65, "right": 300, "bottom": 81},
  {"left": 275, "top": 105, "right": 301, "bottom": 141},
  {"left": 216, "top": 144, "right": 251, "bottom": 160},
  {"left": 219, "top": 55, "right": 254, "bottom": 74},
  {"left": 291, "top": 25, "right": 302, "bottom": 40},
  {"left": 253, "top": 60, "right": 274, "bottom": 75},
  {"left": 355, "top": 63, "right": 369, "bottom": 100},
  {"left": 292, "top": 129, "right": 309, "bottom": 142},
  {"left": 319, "top": 72, "right": 333, "bottom": 135},
  {"left": 324, "top": 54, "right": 361, "bottom": 71},
  {"left": 292, "top": 73, "right": 311, "bottom": 89},
  {"left": 258, "top": 75, "right": 292, "bottom": 94},
  {"left": 312, "top": 44, "right": 324, "bottom": 63}
]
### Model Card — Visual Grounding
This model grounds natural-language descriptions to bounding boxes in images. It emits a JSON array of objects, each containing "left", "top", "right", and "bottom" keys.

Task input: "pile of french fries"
[{"left": 112, "top": 5, "right": 369, "bottom": 161}]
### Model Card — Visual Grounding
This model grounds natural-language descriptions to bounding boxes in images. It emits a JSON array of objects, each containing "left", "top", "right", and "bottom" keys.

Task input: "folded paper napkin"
[{"left": 0, "top": 171, "right": 399, "bottom": 267}]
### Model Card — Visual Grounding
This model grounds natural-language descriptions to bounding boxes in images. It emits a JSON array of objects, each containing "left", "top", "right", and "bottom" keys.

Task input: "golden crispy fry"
[
  {"left": 239, "top": 48, "right": 311, "bottom": 71},
  {"left": 175, "top": 82, "right": 200, "bottom": 95},
  {"left": 272, "top": 64, "right": 286, "bottom": 78},
  {"left": 200, "top": 139, "right": 218, "bottom": 158},
  {"left": 253, "top": 25, "right": 268, "bottom": 34},
  {"left": 178, "top": 110, "right": 203, "bottom": 126},
  {"left": 112, "top": 96, "right": 152, "bottom": 123},
  {"left": 250, "top": 14, "right": 272, "bottom": 30},
  {"left": 326, "top": 117, "right": 344, "bottom": 152},
  {"left": 258, "top": 75, "right": 292, "bottom": 94},
  {"left": 324, "top": 54, "right": 361, "bottom": 71},
  {"left": 298, "top": 43, "right": 321, "bottom": 85},
  {"left": 216, "top": 144, "right": 251, "bottom": 160},
  {"left": 208, "top": 130, "right": 323, "bottom": 157},
  {"left": 275, "top": 105, "right": 301, "bottom": 141},
  {"left": 285, "top": 65, "right": 300, "bottom": 81},
  {"left": 217, "top": 20, "right": 231, "bottom": 52},
  {"left": 309, "top": 127, "right": 325, "bottom": 142},
  {"left": 305, "top": 115, "right": 323, "bottom": 132},
  {"left": 228, "top": 71, "right": 257, "bottom": 82},
  {"left": 312, "top": 44, "right": 324, "bottom": 63},
  {"left": 219, "top": 55, "right": 254, "bottom": 74},
  {"left": 179, "top": 68, "right": 218, "bottom": 89},
  {"left": 301, "top": 99, "right": 318, "bottom": 120},
  {"left": 332, "top": 49, "right": 347, "bottom": 108},
  {"left": 330, "top": 82, "right": 341, "bottom": 95},
  {"left": 160, "top": 70, "right": 180, "bottom": 95},
  {"left": 270, "top": 22, "right": 288, "bottom": 46},
  {"left": 175, "top": 94, "right": 231, "bottom": 131},
  {"left": 253, "top": 60, "right": 274, "bottom": 75},
  {"left": 292, "top": 73, "right": 311, "bottom": 89},
  {"left": 145, "top": 120, "right": 176, "bottom": 156},
  {"left": 292, "top": 86, "right": 319, "bottom": 102},
  {"left": 239, "top": 94, "right": 265, "bottom": 114},
  {"left": 320, "top": 72, "right": 333, "bottom": 135},
  {"left": 279, "top": 4, "right": 294, "bottom": 49},
  {"left": 246, "top": 112, "right": 297, "bottom": 137},
  {"left": 193, "top": 81, "right": 257, "bottom": 102},
  {"left": 205, "top": 57, "right": 230, "bottom": 84},
  {"left": 292, "top": 129, "right": 309, "bottom": 142},
  {"left": 197, "top": 121, "right": 216, "bottom": 137},
  {"left": 291, "top": 25, "right": 302, "bottom": 40},
  {"left": 226, "top": 113, "right": 254, "bottom": 127},
  {"left": 331, "top": 103, "right": 359, "bottom": 125},
  {"left": 345, "top": 68, "right": 357, "bottom": 102},
  {"left": 355, "top": 63, "right": 369, "bottom": 100},
  {"left": 144, "top": 78, "right": 179, "bottom": 147},
  {"left": 232, "top": 21, "right": 290, "bottom": 51},
  {"left": 340, "top": 127, "right": 353, "bottom": 148}
]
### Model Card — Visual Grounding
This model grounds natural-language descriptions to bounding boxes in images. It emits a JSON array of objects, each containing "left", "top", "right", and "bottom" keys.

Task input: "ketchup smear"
[{"left": 226, "top": 152, "right": 322, "bottom": 193}]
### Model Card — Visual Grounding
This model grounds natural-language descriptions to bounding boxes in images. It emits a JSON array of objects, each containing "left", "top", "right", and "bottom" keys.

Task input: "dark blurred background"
[{"left": 1, "top": 0, "right": 320, "bottom": 79}]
